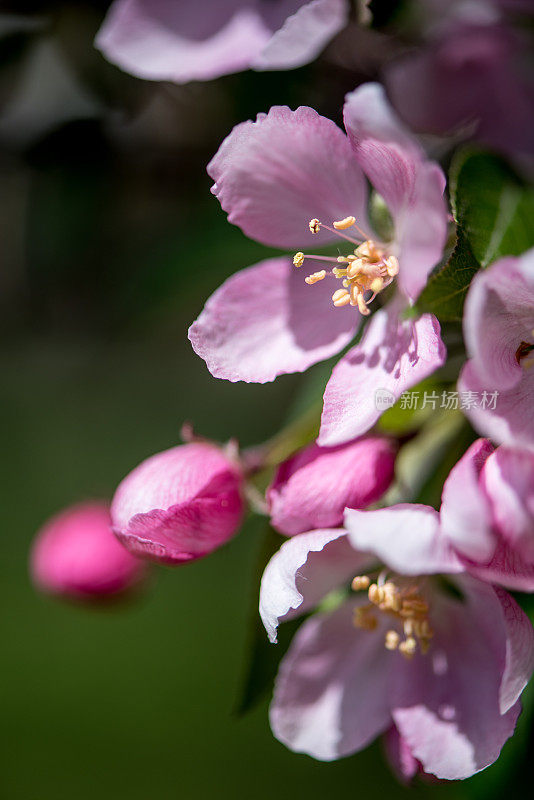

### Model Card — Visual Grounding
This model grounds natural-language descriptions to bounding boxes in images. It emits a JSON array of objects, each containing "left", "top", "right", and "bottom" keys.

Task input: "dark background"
[{"left": 0, "top": 2, "right": 532, "bottom": 797}]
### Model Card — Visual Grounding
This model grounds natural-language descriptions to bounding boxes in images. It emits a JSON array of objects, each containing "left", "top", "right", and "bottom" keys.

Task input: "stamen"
[
  {"left": 351, "top": 575, "right": 370, "bottom": 591},
  {"left": 385, "top": 630, "right": 400, "bottom": 650},
  {"left": 333, "top": 216, "right": 356, "bottom": 230},
  {"left": 305, "top": 270, "right": 326, "bottom": 285},
  {"left": 298, "top": 218, "right": 398, "bottom": 316},
  {"left": 332, "top": 289, "right": 351, "bottom": 307}
]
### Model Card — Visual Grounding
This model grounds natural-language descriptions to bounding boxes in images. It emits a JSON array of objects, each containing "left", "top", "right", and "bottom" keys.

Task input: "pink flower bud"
[
  {"left": 30, "top": 502, "right": 146, "bottom": 600},
  {"left": 111, "top": 443, "right": 245, "bottom": 565},
  {"left": 267, "top": 436, "right": 396, "bottom": 536}
]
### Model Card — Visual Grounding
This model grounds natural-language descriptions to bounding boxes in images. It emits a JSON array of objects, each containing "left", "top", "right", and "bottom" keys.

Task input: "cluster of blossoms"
[{"left": 30, "top": 0, "right": 534, "bottom": 786}]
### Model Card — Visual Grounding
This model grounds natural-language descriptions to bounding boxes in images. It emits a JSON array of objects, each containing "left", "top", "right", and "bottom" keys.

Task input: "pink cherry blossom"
[
  {"left": 189, "top": 83, "right": 447, "bottom": 441},
  {"left": 385, "top": 21, "right": 534, "bottom": 158},
  {"left": 95, "top": 0, "right": 350, "bottom": 84},
  {"left": 267, "top": 435, "right": 396, "bottom": 535},
  {"left": 458, "top": 249, "right": 534, "bottom": 449},
  {"left": 440, "top": 438, "right": 534, "bottom": 591},
  {"left": 111, "top": 442, "right": 245, "bottom": 565},
  {"left": 30, "top": 501, "right": 146, "bottom": 600},
  {"left": 259, "top": 512, "right": 534, "bottom": 779}
]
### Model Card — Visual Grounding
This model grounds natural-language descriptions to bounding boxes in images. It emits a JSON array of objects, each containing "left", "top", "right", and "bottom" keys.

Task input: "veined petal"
[
  {"left": 392, "top": 576, "right": 524, "bottom": 780},
  {"left": 343, "top": 83, "right": 447, "bottom": 300},
  {"left": 253, "top": 0, "right": 349, "bottom": 71},
  {"left": 267, "top": 436, "right": 396, "bottom": 536},
  {"left": 259, "top": 528, "right": 372, "bottom": 643},
  {"left": 463, "top": 253, "right": 534, "bottom": 391},
  {"left": 483, "top": 447, "right": 534, "bottom": 562},
  {"left": 319, "top": 304, "right": 446, "bottom": 445},
  {"left": 440, "top": 439, "right": 497, "bottom": 562},
  {"left": 458, "top": 360, "right": 534, "bottom": 450},
  {"left": 188, "top": 257, "right": 359, "bottom": 383},
  {"left": 495, "top": 587, "right": 534, "bottom": 714},
  {"left": 344, "top": 505, "right": 463, "bottom": 576},
  {"left": 208, "top": 105, "right": 368, "bottom": 249},
  {"left": 95, "top": 0, "right": 272, "bottom": 83},
  {"left": 270, "top": 599, "right": 392, "bottom": 760}
]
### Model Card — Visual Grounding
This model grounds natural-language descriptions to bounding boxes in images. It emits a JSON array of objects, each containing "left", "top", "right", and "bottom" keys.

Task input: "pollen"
[
  {"left": 333, "top": 216, "right": 356, "bottom": 230},
  {"left": 351, "top": 572, "right": 434, "bottom": 660},
  {"left": 294, "top": 217, "right": 397, "bottom": 316},
  {"left": 305, "top": 270, "right": 326, "bottom": 285}
]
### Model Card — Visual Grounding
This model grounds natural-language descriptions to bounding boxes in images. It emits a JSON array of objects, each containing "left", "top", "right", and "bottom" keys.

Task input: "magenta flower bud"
[
  {"left": 30, "top": 502, "right": 146, "bottom": 600},
  {"left": 267, "top": 436, "right": 396, "bottom": 536},
  {"left": 111, "top": 442, "right": 245, "bottom": 565}
]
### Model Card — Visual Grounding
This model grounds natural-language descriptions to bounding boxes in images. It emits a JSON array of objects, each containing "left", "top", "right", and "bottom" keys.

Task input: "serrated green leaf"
[
  {"left": 417, "top": 228, "right": 481, "bottom": 321},
  {"left": 417, "top": 149, "right": 534, "bottom": 322},
  {"left": 451, "top": 150, "right": 534, "bottom": 267}
]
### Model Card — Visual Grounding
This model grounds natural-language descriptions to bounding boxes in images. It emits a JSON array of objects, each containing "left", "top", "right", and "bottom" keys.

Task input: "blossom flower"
[
  {"left": 95, "top": 0, "right": 350, "bottom": 84},
  {"left": 267, "top": 435, "right": 396, "bottom": 535},
  {"left": 30, "top": 502, "right": 146, "bottom": 600},
  {"left": 385, "top": 21, "right": 534, "bottom": 158},
  {"left": 111, "top": 442, "right": 245, "bottom": 565},
  {"left": 458, "top": 249, "right": 534, "bottom": 449},
  {"left": 189, "top": 83, "right": 448, "bottom": 443},
  {"left": 440, "top": 438, "right": 534, "bottom": 591},
  {"left": 259, "top": 509, "right": 534, "bottom": 779}
]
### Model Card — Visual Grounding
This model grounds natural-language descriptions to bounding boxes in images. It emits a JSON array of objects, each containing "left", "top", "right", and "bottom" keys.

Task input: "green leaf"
[
  {"left": 451, "top": 150, "right": 534, "bottom": 267},
  {"left": 418, "top": 149, "right": 534, "bottom": 321},
  {"left": 417, "top": 228, "right": 481, "bottom": 321}
]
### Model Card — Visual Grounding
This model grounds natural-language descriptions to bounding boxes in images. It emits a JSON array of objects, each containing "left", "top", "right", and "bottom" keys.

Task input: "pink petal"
[
  {"left": 382, "top": 726, "right": 420, "bottom": 784},
  {"left": 319, "top": 304, "right": 446, "bottom": 445},
  {"left": 343, "top": 83, "right": 447, "bottom": 300},
  {"left": 267, "top": 436, "right": 396, "bottom": 536},
  {"left": 111, "top": 443, "right": 244, "bottom": 565},
  {"left": 30, "top": 502, "right": 146, "bottom": 600},
  {"left": 463, "top": 253, "right": 534, "bottom": 392},
  {"left": 253, "top": 0, "right": 349, "bottom": 71},
  {"left": 259, "top": 528, "right": 373, "bottom": 643},
  {"left": 344, "top": 505, "right": 463, "bottom": 576},
  {"left": 483, "top": 447, "right": 534, "bottom": 562},
  {"left": 460, "top": 538, "right": 534, "bottom": 593},
  {"left": 495, "top": 587, "right": 534, "bottom": 714},
  {"left": 95, "top": 0, "right": 273, "bottom": 83},
  {"left": 458, "top": 360, "right": 534, "bottom": 450},
  {"left": 270, "top": 598, "right": 392, "bottom": 760},
  {"left": 440, "top": 438, "right": 497, "bottom": 562},
  {"left": 392, "top": 576, "right": 524, "bottom": 780},
  {"left": 188, "top": 257, "right": 359, "bottom": 383},
  {"left": 207, "top": 105, "right": 368, "bottom": 249}
]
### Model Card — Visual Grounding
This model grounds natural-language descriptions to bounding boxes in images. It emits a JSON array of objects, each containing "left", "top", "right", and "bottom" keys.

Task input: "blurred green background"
[{"left": 0, "top": 2, "right": 532, "bottom": 798}]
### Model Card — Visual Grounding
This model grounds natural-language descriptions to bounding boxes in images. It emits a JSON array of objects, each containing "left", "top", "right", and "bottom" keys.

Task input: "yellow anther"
[
  {"left": 351, "top": 575, "right": 370, "bottom": 591},
  {"left": 356, "top": 293, "right": 371, "bottom": 316},
  {"left": 369, "top": 277, "right": 385, "bottom": 294},
  {"left": 399, "top": 637, "right": 417, "bottom": 659},
  {"left": 332, "top": 288, "right": 351, "bottom": 307},
  {"left": 332, "top": 267, "right": 348, "bottom": 278},
  {"left": 333, "top": 216, "right": 356, "bottom": 230},
  {"left": 353, "top": 606, "right": 377, "bottom": 630},
  {"left": 305, "top": 270, "right": 326, "bottom": 285},
  {"left": 293, "top": 252, "right": 305, "bottom": 268},
  {"left": 385, "top": 630, "right": 400, "bottom": 651},
  {"left": 401, "top": 598, "right": 429, "bottom": 616},
  {"left": 346, "top": 258, "right": 364, "bottom": 279},
  {"left": 309, "top": 218, "right": 321, "bottom": 234},
  {"left": 385, "top": 255, "right": 399, "bottom": 277},
  {"left": 368, "top": 583, "right": 384, "bottom": 605}
]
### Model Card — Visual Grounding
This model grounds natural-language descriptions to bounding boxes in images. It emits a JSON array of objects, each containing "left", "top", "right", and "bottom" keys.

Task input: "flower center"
[
  {"left": 516, "top": 333, "right": 534, "bottom": 369},
  {"left": 351, "top": 574, "right": 434, "bottom": 660},
  {"left": 293, "top": 216, "right": 399, "bottom": 316}
]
